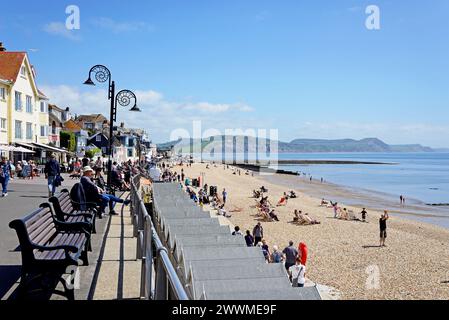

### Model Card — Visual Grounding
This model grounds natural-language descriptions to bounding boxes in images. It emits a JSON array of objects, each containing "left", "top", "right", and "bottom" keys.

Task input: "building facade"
[{"left": 0, "top": 47, "right": 49, "bottom": 153}]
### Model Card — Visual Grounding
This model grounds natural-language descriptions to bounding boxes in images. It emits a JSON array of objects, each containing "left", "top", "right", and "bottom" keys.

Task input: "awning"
[
  {"left": 15, "top": 142, "right": 36, "bottom": 149},
  {"left": 0, "top": 145, "right": 35, "bottom": 153},
  {"left": 15, "top": 147, "right": 35, "bottom": 153},
  {"left": 32, "top": 142, "right": 68, "bottom": 154}
]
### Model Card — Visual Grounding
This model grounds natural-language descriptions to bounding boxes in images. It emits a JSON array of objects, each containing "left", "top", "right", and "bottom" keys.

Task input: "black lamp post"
[{"left": 84, "top": 65, "right": 140, "bottom": 193}]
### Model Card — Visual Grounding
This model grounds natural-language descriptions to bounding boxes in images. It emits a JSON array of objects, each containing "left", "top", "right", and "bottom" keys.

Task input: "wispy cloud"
[
  {"left": 91, "top": 17, "right": 154, "bottom": 33},
  {"left": 40, "top": 85, "right": 255, "bottom": 142},
  {"left": 43, "top": 22, "right": 81, "bottom": 41}
]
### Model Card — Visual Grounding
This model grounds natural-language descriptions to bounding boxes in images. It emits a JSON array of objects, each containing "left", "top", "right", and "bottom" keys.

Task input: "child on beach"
[{"left": 361, "top": 208, "right": 368, "bottom": 222}]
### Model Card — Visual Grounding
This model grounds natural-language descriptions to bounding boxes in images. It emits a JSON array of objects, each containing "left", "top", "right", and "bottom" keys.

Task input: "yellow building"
[{"left": 0, "top": 45, "right": 49, "bottom": 158}]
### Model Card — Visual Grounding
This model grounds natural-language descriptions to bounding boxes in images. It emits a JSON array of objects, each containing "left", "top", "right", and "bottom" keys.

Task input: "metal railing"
[{"left": 130, "top": 172, "right": 189, "bottom": 300}]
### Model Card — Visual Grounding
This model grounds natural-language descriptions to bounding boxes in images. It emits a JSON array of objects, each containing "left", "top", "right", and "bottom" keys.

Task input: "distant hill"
[
  {"left": 160, "top": 136, "right": 437, "bottom": 153},
  {"left": 282, "top": 138, "right": 434, "bottom": 153}
]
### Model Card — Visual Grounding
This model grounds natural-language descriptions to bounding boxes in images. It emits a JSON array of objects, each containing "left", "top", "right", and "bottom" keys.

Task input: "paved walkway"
[
  {"left": 90, "top": 192, "right": 141, "bottom": 300},
  {"left": 0, "top": 175, "right": 110, "bottom": 300}
]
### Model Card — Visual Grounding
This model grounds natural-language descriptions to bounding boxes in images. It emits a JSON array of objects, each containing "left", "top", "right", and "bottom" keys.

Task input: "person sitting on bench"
[{"left": 80, "top": 166, "right": 130, "bottom": 215}]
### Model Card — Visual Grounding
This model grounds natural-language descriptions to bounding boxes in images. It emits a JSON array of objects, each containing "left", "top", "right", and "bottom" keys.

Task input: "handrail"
[{"left": 131, "top": 170, "right": 189, "bottom": 301}]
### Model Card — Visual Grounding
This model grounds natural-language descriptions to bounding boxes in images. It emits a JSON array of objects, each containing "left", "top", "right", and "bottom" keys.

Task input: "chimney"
[{"left": 0, "top": 42, "right": 6, "bottom": 52}]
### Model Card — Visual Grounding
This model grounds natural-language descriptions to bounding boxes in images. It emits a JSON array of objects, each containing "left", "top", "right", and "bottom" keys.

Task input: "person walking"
[
  {"left": 44, "top": 153, "right": 61, "bottom": 197},
  {"left": 271, "top": 245, "right": 283, "bottom": 263},
  {"left": 222, "top": 188, "right": 227, "bottom": 204},
  {"left": 379, "top": 210, "right": 389, "bottom": 247},
  {"left": 1, "top": 157, "right": 12, "bottom": 197},
  {"left": 244, "top": 230, "right": 254, "bottom": 247},
  {"left": 252, "top": 222, "right": 264, "bottom": 246},
  {"left": 282, "top": 241, "right": 298, "bottom": 271},
  {"left": 94, "top": 156, "right": 103, "bottom": 178},
  {"left": 289, "top": 257, "right": 306, "bottom": 287}
]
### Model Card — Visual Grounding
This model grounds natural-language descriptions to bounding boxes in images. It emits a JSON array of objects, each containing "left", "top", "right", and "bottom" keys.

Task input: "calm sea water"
[{"left": 275, "top": 153, "right": 449, "bottom": 205}]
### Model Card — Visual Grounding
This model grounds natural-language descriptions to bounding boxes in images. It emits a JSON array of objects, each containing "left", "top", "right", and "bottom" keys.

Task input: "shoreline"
[
  {"left": 177, "top": 162, "right": 449, "bottom": 300},
  {"left": 226, "top": 162, "right": 449, "bottom": 229}
]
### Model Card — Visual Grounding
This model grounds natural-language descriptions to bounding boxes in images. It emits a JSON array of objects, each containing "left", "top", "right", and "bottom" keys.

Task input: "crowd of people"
[{"left": 232, "top": 223, "right": 308, "bottom": 287}]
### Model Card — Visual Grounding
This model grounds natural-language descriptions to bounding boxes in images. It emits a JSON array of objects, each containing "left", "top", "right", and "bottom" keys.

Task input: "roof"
[
  {"left": 0, "top": 52, "right": 26, "bottom": 82},
  {"left": 37, "top": 89, "right": 48, "bottom": 99},
  {"left": 75, "top": 114, "right": 108, "bottom": 123},
  {"left": 49, "top": 104, "right": 64, "bottom": 112},
  {"left": 64, "top": 119, "right": 83, "bottom": 132}
]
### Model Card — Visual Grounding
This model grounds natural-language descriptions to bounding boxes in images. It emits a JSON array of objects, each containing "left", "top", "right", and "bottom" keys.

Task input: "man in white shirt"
[{"left": 288, "top": 257, "right": 306, "bottom": 287}]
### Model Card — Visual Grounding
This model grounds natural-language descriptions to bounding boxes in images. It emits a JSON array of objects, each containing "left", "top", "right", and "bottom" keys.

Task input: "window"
[
  {"left": 0, "top": 87, "right": 5, "bottom": 100},
  {"left": 40, "top": 125, "right": 47, "bottom": 137},
  {"left": 101, "top": 147, "right": 107, "bottom": 154},
  {"left": 26, "top": 123, "right": 33, "bottom": 140},
  {"left": 20, "top": 66, "right": 26, "bottom": 77},
  {"left": 40, "top": 101, "right": 47, "bottom": 113},
  {"left": 85, "top": 123, "right": 94, "bottom": 130},
  {"left": 15, "top": 121, "right": 22, "bottom": 139},
  {"left": 96, "top": 135, "right": 102, "bottom": 142},
  {"left": 26, "top": 95, "right": 33, "bottom": 113},
  {"left": 128, "top": 149, "right": 133, "bottom": 157},
  {"left": 0, "top": 118, "right": 6, "bottom": 130},
  {"left": 15, "top": 91, "right": 22, "bottom": 111}
]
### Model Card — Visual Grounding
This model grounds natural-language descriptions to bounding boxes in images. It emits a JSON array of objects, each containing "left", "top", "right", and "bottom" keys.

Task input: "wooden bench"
[
  {"left": 49, "top": 190, "right": 98, "bottom": 233},
  {"left": 9, "top": 203, "right": 92, "bottom": 300}
]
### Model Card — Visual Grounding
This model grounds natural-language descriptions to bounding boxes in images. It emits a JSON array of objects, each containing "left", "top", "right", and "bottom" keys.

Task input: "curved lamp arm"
[
  {"left": 113, "top": 90, "right": 140, "bottom": 121},
  {"left": 84, "top": 65, "right": 113, "bottom": 99}
]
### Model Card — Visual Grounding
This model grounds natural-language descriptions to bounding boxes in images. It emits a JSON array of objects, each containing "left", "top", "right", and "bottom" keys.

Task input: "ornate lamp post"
[{"left": 84, "top": 65, "right": 140, "bottom": 193}]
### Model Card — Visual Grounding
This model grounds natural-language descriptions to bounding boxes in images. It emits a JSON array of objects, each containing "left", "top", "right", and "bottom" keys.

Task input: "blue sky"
[{"left": 1, "top": 0, "right": 449, "bottom": 146}]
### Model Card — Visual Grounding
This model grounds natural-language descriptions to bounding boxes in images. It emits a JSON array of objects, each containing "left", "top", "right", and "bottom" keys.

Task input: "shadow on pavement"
[{"left": 0, "top": 265, "right": 21, "bottom": 300}]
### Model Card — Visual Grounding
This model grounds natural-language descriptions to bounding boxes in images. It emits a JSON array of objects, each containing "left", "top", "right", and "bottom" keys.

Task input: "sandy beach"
[{"left": 176, "top": 162, "right": 449, "bottom": 300}]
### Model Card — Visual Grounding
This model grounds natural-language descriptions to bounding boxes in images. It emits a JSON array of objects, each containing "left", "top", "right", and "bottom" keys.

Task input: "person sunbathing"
[
  {"left": 253, "top": 190, "right": 261, "bottom": 198},
  {"left": 218, "top": 204, "right": 232, "bottom": 218},
  {"left": 293, "top": 209, "right": 301, "bottom": 222},
  {"left": 289, "top": 191, "right": 297, "bottom": 199},
  {"left": 269, "top": 209, "right": 280, "bottom": 221},
  {"left": 277, "top": 196, "right": 288, "bottom": 206},
  {"left": 301, "top": 213, "right": 320, "bottom": 225},
  {"left": 339, "top": 208, "right": 349, "bottom": 220},
  {"left": 320, "top": 199, "right": 329, "bottom": 206}
]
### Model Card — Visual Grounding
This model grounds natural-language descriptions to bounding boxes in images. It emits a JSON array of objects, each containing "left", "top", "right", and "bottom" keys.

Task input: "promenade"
[{"left": 0, "top": 175, "right": 109, "bottom": 300}]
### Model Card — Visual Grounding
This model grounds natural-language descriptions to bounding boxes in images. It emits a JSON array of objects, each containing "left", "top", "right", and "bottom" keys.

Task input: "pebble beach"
[{"left": 178, "top": 162, "right": 449, "bottom": 300}]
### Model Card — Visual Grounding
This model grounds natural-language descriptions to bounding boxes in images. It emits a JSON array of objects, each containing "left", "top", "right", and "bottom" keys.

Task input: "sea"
[
  {"left": 195, "top": 152, "right": 449, "bottom": 229},
  {"left": 275, "top": 152, "right": 449, "bottom": 206}
]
